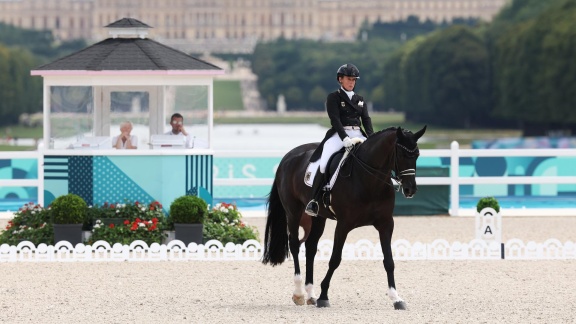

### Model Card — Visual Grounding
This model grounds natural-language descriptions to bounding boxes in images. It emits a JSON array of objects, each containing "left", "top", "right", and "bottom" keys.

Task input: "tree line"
[
  {"left": 0, "top": 23, "right": 86, "bottom": 126},
  {"left": 251, "top": 0, "right": 576, "bottom": 134}
]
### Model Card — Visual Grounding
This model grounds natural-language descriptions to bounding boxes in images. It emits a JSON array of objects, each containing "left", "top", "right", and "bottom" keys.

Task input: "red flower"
[
  {"left": 149, "top": 224, "right": 157, "bottom": 231},
  {"left": 110, "top": 204, "right": 115, "bottom": 209},
  {"left": 123, "top": 220, "right": 130, "bottom": 225},
  {"left": 109, "top": 223, "right": 115, "bottom": 229},
  {"left": 151, "top": 218, "right": 158, "bottom": 224},
  {"left": 130, "top": 224, "right": 138, "bottom": 231},
  {"left": 240, "top": 222, "right": 245, "bottom": 228},
  {"left": 135, "top": 218, "right": 142, "bottom": 223},
  {"left": 135, "top": 201, "right": 140, "bottom": 205},
  {"left": 149, "top": 206, "right": 154, "bottom": 211}
]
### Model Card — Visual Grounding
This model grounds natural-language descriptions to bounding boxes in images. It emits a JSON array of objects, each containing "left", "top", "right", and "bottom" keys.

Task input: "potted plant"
[
  {"left": 51, "top": 193, "right": 87, "bottom": 245},
  {"left": 169, "top": 195, "right": 208, "bottom": 245},
  {"left": 476, "top": 196, "right": 500, "bottom": 214}
]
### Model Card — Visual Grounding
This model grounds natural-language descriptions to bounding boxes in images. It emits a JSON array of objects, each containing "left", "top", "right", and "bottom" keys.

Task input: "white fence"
[
  {"left": 2, "top": 143, "right": 576, "bottom": 217},
  {"left": 215, "top": 142, "right": 576, "bottom": 216},
  {"left": 1, "top": 238, "right": 574, "bottom": 262}
]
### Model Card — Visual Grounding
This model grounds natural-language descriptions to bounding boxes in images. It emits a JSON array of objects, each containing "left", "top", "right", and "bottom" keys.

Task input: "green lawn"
[
  {"left": 213, "top": 80, "right": 243, "bottom": 110},
  {"left": 0, "top": 125, "right": 43, "bottom": 139}
]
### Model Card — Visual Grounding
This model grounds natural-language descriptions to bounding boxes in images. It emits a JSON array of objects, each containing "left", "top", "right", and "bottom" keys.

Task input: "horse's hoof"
[
  {"left": 306, "top": 297, "right": 317, "bottom": 306},
  {"left": 316, "top": 299, "right": 330, "bottom": 308},
  {"left": 393, "top": 301, "right": 407, "bottom": 310},
  {"left": 292, "top": 294, "right": 305, "bottom": 306}
]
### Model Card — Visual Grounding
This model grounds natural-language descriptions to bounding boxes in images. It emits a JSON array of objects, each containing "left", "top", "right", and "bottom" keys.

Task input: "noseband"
[{"left": 392, "top": 143, "right": 419, "bottom": 191}]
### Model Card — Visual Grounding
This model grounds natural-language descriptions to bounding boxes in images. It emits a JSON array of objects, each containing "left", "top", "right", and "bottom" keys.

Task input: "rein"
[{"left": 347, "top": 142, "right": 416, "bottom": 191}]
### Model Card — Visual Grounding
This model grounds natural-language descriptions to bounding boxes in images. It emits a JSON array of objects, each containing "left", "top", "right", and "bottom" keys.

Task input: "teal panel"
[
  {"left": 93, "top": 156, "right": 155, "bottom": 206},
  {"left": 214, "top": 157, "right": 278, "bottom": 179},
  {"left": 12, "top": 159, "right": 38, "bottom": 179},
  {"left": 44, "top": 179, "right": 69, "bottom": 206}
]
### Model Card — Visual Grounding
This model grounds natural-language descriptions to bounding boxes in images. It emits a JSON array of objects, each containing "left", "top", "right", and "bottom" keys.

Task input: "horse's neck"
[{"left": 358, "top": 132, "right": 396, "bottom": 170}]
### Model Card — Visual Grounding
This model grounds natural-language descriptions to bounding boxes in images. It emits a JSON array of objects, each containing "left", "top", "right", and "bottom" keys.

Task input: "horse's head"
[{"left": 395, "top": 125, "right": 426, "bottom": 198}]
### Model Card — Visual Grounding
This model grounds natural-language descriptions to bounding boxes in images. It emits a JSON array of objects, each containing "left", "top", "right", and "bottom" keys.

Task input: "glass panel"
[
  {"left": 110, "top": 91, "right": 149, "bottom": 150},
  {"left": 49, "top": 86, "right": 93, "bottom": 149},
  {"left": 164, "top": 85, "right": 209, "bottom": 148}
]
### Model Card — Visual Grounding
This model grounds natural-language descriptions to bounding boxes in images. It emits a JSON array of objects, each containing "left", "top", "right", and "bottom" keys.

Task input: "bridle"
[
  {"left": 392, "top": 143, "right": 419, "bottom": 191},
  {"left": 347, "top": 141, "right": 419, "bottom": 191}
]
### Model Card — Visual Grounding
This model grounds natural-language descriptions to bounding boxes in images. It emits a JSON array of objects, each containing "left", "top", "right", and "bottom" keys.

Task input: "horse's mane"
[{"left": 363, "top": 126, "right": 397, "bottom": 145}]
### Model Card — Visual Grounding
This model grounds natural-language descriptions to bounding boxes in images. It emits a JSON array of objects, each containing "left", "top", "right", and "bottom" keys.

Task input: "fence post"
[{"left": 450, "top": 141, "right": 460, "bottom": 216}]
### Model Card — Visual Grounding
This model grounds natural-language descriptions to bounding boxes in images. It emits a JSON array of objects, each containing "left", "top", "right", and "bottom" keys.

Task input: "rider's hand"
[{"left": 343, "top": 136, "right": 354, "bottom": 149}]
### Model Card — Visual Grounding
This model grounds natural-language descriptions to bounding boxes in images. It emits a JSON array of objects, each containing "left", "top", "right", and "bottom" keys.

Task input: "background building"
[{"left": 0, "top": 0, "right": 509, "bottom": 53}]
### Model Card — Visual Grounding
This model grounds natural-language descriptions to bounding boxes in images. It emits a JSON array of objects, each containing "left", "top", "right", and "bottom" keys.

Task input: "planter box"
[
  {"left": 53, "top": 224, "right": 83, "bottom": 245},
  {"left": 174, "top": 223, "right": 203, "bottom": 245}
]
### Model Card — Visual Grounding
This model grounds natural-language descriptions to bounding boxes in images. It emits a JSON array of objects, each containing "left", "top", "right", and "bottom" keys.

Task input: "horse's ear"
[
  {"left": 396, "top": 126, "right": 404, "bottom": 139},
  {"left": 414, "top": 125, "right": 427, "bottom": 141}
]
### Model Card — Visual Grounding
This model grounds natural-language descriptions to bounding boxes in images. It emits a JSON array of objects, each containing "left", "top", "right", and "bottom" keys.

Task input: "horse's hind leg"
[
  {"left": 378, "top": 225, "right": 407, "bottom": 310},
  {"left": 288, "top": 215, "right": 306, "bottom": 305},
  {"left": 304, "top": 216, "right": 327, "bottom": 305}
]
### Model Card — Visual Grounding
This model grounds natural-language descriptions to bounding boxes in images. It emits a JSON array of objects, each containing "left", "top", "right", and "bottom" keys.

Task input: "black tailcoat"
[{"left": 310, "top": 88, "right": 374, "bottom": 162}]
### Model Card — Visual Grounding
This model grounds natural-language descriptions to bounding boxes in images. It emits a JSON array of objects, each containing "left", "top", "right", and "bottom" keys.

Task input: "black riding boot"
[{"left": 305, "top": 171, "right": 325, "bottom": 217}]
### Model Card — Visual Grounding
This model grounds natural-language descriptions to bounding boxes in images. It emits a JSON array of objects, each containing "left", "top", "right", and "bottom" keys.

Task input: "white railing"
[
  {"left": 1, "top": 238, "right": 574, "bottom": 262},
  {"left": 215, "top": 142, "right": 576, "bottom": 217},
  {"left": 3, "top": 143, "right": 576, "bottom": 217}
]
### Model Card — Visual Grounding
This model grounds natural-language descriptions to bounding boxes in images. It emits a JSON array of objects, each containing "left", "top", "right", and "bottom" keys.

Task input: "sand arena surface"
[{"left": 0, "top": 216, "right": 575, "bottom": 323}]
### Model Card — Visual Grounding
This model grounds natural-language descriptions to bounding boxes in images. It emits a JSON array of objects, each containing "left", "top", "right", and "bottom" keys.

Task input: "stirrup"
[{"left": 305, "top": 200, "right": 319, "bottom": 217}]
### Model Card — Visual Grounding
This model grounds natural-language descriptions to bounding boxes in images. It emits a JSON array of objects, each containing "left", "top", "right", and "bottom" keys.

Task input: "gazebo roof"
[
  {"left": 32, "top": 18, "right": 222, "bottom": 74},
  {"left": 105, "top": 17, "right": 152, "bottom": 28}
]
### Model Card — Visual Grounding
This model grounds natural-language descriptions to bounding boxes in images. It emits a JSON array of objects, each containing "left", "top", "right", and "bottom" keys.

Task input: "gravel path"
[{"left": 0, "top": 216, "right": 575, "bottom": 323}]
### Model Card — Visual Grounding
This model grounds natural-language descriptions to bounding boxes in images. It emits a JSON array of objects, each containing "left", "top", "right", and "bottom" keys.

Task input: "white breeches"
[{"left": 319, "top": 129, "right": 365, "bottom": 173}]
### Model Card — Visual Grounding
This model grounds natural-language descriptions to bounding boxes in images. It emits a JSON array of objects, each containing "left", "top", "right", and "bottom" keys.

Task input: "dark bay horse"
[{"left": 262, "top": 126, "right": 426, "bottom": 310}]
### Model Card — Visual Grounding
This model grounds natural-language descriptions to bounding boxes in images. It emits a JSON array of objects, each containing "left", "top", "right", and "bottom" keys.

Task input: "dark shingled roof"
[
  {"left": 105, "top": 17, "right": 152, "bottom": 28},
  {"left": 33, "top": 37, "right": 222, "bottom": 71}
]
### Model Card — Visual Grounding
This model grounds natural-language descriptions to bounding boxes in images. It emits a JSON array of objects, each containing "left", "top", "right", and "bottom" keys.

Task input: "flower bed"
[
  {"left": 86, "top": 201, "right": 168, "bottom": 245},
  {"left": 0, "top": 202, "right": 53, "bottom": 245},
  {"left": 0, "top": 199, "right": 260, "bottom": 246},
  {"left": 204, "top": 202, "right": 259, "bottom": 244}
]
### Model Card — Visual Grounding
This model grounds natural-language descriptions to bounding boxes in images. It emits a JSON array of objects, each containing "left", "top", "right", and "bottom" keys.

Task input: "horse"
[{"left": 261, "top": 125, "right": 426, "bottom": 310}]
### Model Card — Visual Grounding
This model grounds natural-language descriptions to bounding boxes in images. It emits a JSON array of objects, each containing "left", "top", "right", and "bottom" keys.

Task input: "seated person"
[
  {"left": 112, "top": 121, "right": 138, "bottom": 149},
  {"left": 165, "top": 113, "right": 193, "bottom": 148}
]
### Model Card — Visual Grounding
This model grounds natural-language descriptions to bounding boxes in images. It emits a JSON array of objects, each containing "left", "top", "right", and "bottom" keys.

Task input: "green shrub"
[
  {"left": 169, "top": 195, "right": 208, "bottom": 224},
  {"left": 51, "top": 194, "right": 87, "bottom": 224},
  {"left": 476, "top": 196, "right": 500, "bottom": 213}
]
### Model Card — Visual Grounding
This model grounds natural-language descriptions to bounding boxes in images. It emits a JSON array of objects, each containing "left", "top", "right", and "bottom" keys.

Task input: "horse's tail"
[{"left": 262, "top": 178, "right": 289, "bottom": 266}]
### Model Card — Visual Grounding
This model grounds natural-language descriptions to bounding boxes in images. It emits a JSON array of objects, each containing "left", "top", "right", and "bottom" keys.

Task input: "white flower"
[
  {"left": 141, "top": 207, "right": 145, "bottom": 212},
  {"left": 94, "top": 224, "right": 101, "bottom": 229},
  {"left": 358, "top": 101, "right": 364, "bottom": 107},
  {"left": 139, "top": 223, "right": 145, "bottom": 227}
]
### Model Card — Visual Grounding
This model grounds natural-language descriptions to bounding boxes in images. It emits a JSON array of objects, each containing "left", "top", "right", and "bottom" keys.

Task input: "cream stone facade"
[{"left": 0, "top": 0, "right": 509, "bottom": 52}]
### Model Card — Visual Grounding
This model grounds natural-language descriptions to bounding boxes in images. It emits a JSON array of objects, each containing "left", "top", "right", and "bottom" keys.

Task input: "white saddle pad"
[{"left": 304, "top": 138, "right": 364, "bottom": 189}]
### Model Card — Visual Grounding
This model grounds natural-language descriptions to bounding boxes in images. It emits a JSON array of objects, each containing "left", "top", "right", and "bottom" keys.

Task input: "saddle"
[{"left": 304, "top": 138, "right": 364, "bottom": 217}]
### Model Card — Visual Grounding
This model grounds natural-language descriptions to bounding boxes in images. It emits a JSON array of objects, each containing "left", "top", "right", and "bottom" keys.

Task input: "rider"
[{"left": 305, "top": 63, "right": 374, "bottom": 217}]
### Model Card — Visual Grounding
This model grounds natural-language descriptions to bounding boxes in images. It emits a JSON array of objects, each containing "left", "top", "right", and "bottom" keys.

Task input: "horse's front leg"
[
  {"left": 303, "top": 216, "right": 327, "bottom": 306},
  {"left": 378, "top": 226, "right": 407, "bottom": 310},
  {"left": 317, "top": 222, "right": 349, "bottom": 308}
]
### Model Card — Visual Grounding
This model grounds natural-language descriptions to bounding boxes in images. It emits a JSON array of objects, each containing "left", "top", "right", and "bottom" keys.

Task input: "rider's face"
[{"left": 340, "top": 76, "right": 357, "bottom": 91}]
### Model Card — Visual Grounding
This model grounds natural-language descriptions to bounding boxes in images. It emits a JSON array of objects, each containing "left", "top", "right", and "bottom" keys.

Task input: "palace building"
[{"left": 0, "top": 0, "right": 509, "bottom": 52}]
